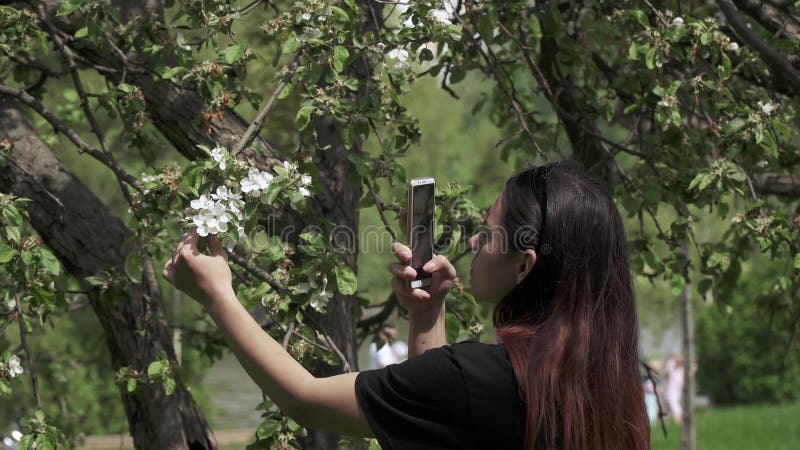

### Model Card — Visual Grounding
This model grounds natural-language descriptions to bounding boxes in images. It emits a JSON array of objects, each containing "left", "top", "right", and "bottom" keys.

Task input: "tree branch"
[
  {"left": 752, "top": 171, "right": 800, "bottom": 197},
  {"left": 232, "top": 55, "right": 301, "bottom": 155},
  {"left": 15, "top": 292, "right": 42, "bottom": 409},
  {"left": 0, "top": 84, "right": 142, "bottom": 193},
  {"left": 718, "top": 0, "right": 800, "bottom": 93}
]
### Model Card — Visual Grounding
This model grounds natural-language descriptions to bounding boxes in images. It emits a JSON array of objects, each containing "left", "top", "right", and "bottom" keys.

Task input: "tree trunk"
[
  {"left": 680, "top": 242, "right": 696, "bottom": 450},
  {"left": 0, "top": 100, "right": 217, "bottom": 450}
]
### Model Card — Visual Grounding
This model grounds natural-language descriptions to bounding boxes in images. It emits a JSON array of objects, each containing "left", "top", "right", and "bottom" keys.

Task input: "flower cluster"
[
  {"left": 387, "top": 48, "right": 410, "bottom": 70},
  {"left": 427, "top": 1, "right": 456, "bottom": 26},
  {"left": 757, "top": 100, "right": 775, "bottom": 116},
  {"left": 240, "top": 168, "right": 274, "bottom": 196},
  {"left": 1, "top": 355, "right": 23, "bottom": 378},
  {"left": 191, "top": 186, "right": 244, "bottom": 237},
  {"left": 186, "top": 148, "right": 313, "bottom": 244},
  {"left": 293, "top": 273, "right": 333, "bottom": 312}
]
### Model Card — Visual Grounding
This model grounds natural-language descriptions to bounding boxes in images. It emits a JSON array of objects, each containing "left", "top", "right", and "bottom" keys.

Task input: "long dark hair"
[{"left": 493, "top": 160, "right": 650, "bottom": 450}]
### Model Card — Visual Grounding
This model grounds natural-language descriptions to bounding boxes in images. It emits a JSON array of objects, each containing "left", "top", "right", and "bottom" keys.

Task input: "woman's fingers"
[
  {"left": 387, "top": 262, "right": 416, "bottom": 280},
  {"left": 422, "top": 255, "right": 457, "bottom": 280},
  {"left": 207, "top": 234, "right": 228, "bottom": 260},
  {"left": 390, "top": 271, "right": 430, "bottom": 299},
  {"left": 391, "top": 241, "right": 411, "bottom": 263}
]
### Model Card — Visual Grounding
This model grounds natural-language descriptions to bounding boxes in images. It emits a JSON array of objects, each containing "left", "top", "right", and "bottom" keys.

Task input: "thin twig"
[
  {"left": 233, "top": 55, "right": 302, "bottom": 155},
  {"left": 453, "top": 11, "right": 546, "bottom": 159},
  {"left": 226, "top": 249, "right": 353, "bottom": 372},
  {"left": 282, "top": 321, "right": 295, "bottom": 350},
  {"left": 303, "top": 312, "right": 352, "bottom": 373},
  {"left": 226, "top": 250, "right": 288, "bottom": 292},
  {"left": 0, "top": 84, "right": 142, "bottom": 193},
  {"left": 641, "top": 359, "right": 668, "bottom": 438},
  {"left": 15, "top": 293, "right": 42, "bottom": 409},
  {"left": 365, "top": 177, "right": 398, "bottom": 243}
]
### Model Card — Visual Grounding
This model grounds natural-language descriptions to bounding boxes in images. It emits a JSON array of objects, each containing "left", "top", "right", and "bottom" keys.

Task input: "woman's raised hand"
[
  {"left": 388, "top": 209, "right": 457, "bottom": 318},
  {"left": 162, "top": 228, "right": 233, "bottom": 309}
]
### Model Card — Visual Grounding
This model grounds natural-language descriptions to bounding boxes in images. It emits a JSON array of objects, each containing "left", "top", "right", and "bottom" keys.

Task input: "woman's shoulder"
[
  {"left": 448, "top": 340, "right": 512, "bottom": 364},
  {"left": 446, "top": 340, "right": 517, "bottom": 390}
]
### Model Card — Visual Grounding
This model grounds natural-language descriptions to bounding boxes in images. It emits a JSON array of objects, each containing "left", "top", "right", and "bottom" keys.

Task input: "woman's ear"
[{"left": 515, "top": 249, "right": 537, "bottom": 285}]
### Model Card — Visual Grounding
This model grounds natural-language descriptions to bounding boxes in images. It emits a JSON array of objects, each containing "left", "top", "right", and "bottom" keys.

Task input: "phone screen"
[{"left": 410, "top": 182, "right": 435, "bottom": 285}]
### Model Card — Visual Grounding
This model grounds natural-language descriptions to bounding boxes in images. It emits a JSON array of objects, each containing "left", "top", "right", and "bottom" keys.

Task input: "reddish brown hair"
[{"left": 494, "top": 160, "right": 650, "bottom": 450}]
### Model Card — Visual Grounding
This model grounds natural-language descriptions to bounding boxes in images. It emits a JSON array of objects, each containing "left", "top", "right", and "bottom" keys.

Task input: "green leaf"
[
  {"left": 118, "top": 83, "right": 137, "bottom": 94},
  {"left": 645, "top": 46, "right": 657, "bottom": 70},
  {"left": 331, "top": 6, "right": 350, "bottom": 23},
  {"left": 5, "top": 226, "right": 21, "bottom": 243},
  {"left": 57, "top": 0, "right": 89, "bottom": 16},
  {"left": 295, "top": 105, "right": 315, "bottom": 131},
  {"left": 418, "top": 48, "right": 434, "bottom": 62},
  {"left": 724, "top": 118, "right": 746, "bottom": 135},
  {"left": 163, "top": 376, "right": 176, "bottom": 395},
  {"left": 35, "top": 437, "right": 54, "bottom": 450},
  {"left": 278, "top": 81, "right": 295, "bottom": 99},
  {"left": 335, "top": 264, "right": 357, "bottom": 295},
  {"left": 147, "top": 361, "right": 165, "bottom": 378},
  {"left": 0, "top": 245, "right": 16, "bottom": 263},
  {"left": 794, "top": 253, "right": 800, "bottom": 269},
  {"left": 628, "top": 42, "right": 640, "bottom": 60},
  {"left": 159, "top": 66, "right": 187, "bottom": 80},
  {"left": 282, "top": 35, "right": 299, "bottom": 54},
  {"left": 74, "top": 26, "right": 89, "bottom": 38},
  {"left": 37, "top": 248, "right": 61, "bottom": 276},
  {"left": 127, "top": 378, "right": 138, "bottom": 392},
  {"left": 124, "top": 250, "right": 144, "bottom": 283},
  {"left": 332, "top": 45, "right": 349, "bottom": 72},
  {"left": 224, "top": 44, "right": 247, "bottom": 64},
  {"left": 256, "top": 419, "right": 281, "bottom": 439}
]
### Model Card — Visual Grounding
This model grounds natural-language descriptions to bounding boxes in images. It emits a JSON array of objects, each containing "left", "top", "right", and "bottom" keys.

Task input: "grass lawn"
[
  {"left": 79, "top": 402, "right": 799, "bottom": 449},
  {"left": 650, "top": 402, "right": 800, "bottom": 450}
]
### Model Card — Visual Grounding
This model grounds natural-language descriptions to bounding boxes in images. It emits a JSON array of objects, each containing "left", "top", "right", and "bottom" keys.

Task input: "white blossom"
[
  {"left": 301, "top": 12, "right": 311, "bottom": 21},
  {"left": 757, "top": 100, "right": 775, "bottom": 115},
  {"left": 190, "top": 194, "right": 215, "bottom": 211},
  {"left": 299, "top": 27, "right": 323, "bottom": 42},
  {"left": 427, "top": 8, "right": 452, "bottom": 26},
  {"left": 227, "top": 195, "right": 245, "bottom": 220},
  {"left": 240, "top": 169, "right": 274, "bottom": 196},
  {"left": 726, "top": 42, "right": 739, "bottom": 51},
  {"left": 300, "top": 275, "right": 332, "bottom": 312},
  {"left": 140, "top": 173, "right": 159, "bottom": 183},
  {"left": 402, "top": 14, "right": 416, "bottom": 29},
  {"left": 7, "top": 298, "right": 16, "bottom": 310},
  {"left": 672, "top": 17, "right": 684, "bottom": 27},
  {"left": 192, "top": 203, "right": 231, "bottom": 236},
  {"left": 211, "top": 185, "right": 238, "bottom": 203},
  {"left": 176, "top": 33, "right": 191, "bottom": 51},
  {"left": 395, "top": 0, "right": 410, "bottom": 13},
  {"left": 210, "top": 146, "right": 227, "bottom": 171},
  {"left": 283, "top": 160, "right": 297, "bottom": 173},
  {"left": 7, "top": 355, "right": 23, "bottom": 378},
  {"left": 298, "top": 187, "right": 311, "bottom": 197},
  {"left": 387, "top": 48, "right": 410, "bottom": 69},
  {"left": 301, "top": 175, "right": 312, "bottom": 186}
]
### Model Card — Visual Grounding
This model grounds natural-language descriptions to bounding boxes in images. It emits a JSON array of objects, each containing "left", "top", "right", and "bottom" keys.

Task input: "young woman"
[{"left": 162, "top": 160, "right": 651, "bottom": 450}]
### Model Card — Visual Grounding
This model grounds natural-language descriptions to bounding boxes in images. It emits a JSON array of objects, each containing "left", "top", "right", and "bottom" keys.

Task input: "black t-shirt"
[{"left": 355, "top": 341, "right": 526, "bottom": 450}]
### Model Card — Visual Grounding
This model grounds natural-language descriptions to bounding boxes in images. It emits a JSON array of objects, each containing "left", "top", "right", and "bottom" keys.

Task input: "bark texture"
[{"left": 0, "top": 100, "right": 217, "bottom": 450}]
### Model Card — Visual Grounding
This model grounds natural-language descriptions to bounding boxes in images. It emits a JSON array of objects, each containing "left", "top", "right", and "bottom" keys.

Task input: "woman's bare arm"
[
  {"left": 207, "top": 291, "right": 372, "bottom": 436},
  {"left": 162, "top": 230, "right": 372, "bottom": 436}
]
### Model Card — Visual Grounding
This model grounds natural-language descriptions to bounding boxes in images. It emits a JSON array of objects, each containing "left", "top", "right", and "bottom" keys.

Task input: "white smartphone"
[{"left": 407, "top": 177, "right": 435, "bottom": 289}]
